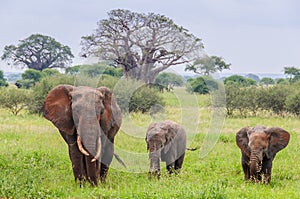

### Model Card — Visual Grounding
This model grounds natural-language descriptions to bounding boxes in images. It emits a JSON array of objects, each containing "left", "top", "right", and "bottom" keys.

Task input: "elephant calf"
[
  {"left": 236, "top": 126, "right": 290, "bottom": 183},
  {"left": 146, "top": 120, "right": 186, "bottom": 178}
]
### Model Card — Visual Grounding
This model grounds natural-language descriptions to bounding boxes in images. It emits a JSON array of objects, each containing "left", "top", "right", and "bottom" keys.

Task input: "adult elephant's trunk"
[
  {"left": 77, "top": 117, "right": 102, "bottom": 162},
  {"left": 148, "top": 150, "right": 161, "bottom": 178},
  {"left": 249, "top": 150, "right": 263, "bottom": 180}
]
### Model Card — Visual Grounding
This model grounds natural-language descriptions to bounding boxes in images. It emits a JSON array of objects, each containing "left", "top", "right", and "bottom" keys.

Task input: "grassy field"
[{"left": 0, "top": 88, "right": 300, "bottom": 198}]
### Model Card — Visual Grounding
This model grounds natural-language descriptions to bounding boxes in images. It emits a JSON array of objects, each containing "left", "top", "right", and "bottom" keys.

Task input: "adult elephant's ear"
[
  {"left": 236, "top": 127, "right": 251, "bottom": 157},
  {"left": 97, "top": 87, "right": 112, "bottom": 130},
  {"left": 43, "top": 85, "right": 74, "bottom": 135},
  {"left": 265, "top": 127, "right": 290, "bottom": 159}
]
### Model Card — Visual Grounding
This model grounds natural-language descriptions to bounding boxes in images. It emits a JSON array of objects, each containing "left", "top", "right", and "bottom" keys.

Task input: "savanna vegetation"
[
  {"left": 1, "top": 8, "right": 300, "bottom": 199},
  {"left": 0, "top": 87, "right": 300, "bottom": 198}
]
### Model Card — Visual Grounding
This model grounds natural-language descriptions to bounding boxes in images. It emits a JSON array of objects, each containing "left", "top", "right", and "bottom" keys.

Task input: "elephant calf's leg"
[
  {"left": 262, "top": 159, "right": 273, "bottom": 183},
  {"left": 175, "top": 153, "right": 185, "bottom": 171},
  {"left": 166, "top": 162, "right": 175, "bottom": 174},
  {"left": 242, "top": 154, "right": 250, "bottom": 180}
]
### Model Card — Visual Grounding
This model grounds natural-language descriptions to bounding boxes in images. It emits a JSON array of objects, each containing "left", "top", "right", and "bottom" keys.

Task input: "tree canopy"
[
  {"left": 186, "top": 76, "right": 219, "bottom": 94},
  {"left": 0, "top": 70, "right": 9, "bottom": 87},
  {"left": 81, "top": 9, "right": 204, "bottom": 83},
  {"left": 1, "top": 34, "right": 74, "bottom": 71},
  {"left": 260, "top": 77, "right": 275, "bottom": 85},
  {"left": 284, "top": 66, "right": 300, "bottom": 83},
  {"left": 224, "top": 75, "right": 256, "bottom": 87},
  {"left": 154, "top": 72, "right": 184, "bottom": 87},
  {"left": 65, "top": 64, "right": 123, "bottom": 77},
  {"left": 185, "top": 55, "right": 230, "bottom": 75}
]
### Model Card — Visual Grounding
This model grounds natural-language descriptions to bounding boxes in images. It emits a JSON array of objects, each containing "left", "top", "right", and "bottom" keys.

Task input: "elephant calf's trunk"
[{"left": 249, "top": 152, "right": 263, "bottom": 180}]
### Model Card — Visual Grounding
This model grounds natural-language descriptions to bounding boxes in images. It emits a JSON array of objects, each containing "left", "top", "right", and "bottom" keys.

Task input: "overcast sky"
[{"left": 1, "top": 0, "right": 299, "bottom": 75}]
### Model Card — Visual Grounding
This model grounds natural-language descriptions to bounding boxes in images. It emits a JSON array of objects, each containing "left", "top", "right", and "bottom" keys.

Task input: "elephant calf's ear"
[
  {"left": 265, "top": 127, "right": 290, "bottom": 159},
  {"left": 236, "top": 127, "right": 251, "bottom": 157},
  {"left": 43, "top": 85, "right": 75, "bottom": 135}
]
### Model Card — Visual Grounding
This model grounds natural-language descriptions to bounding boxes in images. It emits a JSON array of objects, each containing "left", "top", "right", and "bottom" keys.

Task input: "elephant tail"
[
  {"left": 113, "top": 153, "right": 127, "bottom": 169},
  {"left": 186, "top": 146, "right": 200, "bottom": 151}
]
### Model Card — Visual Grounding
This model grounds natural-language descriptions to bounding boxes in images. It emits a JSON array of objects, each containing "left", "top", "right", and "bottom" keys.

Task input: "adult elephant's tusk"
[
  {"left": 91, "top": 137, "right": 101, "bottom": 162},
  {"left": 77, "top": 135, "right": 89, "bottom": 156}
]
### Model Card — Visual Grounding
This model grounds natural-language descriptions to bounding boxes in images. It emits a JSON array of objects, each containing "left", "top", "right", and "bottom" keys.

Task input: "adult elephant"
[
  {"left": 146, "top": 120, "right": 186, "bottom": 178},
  {"left": 43, "top": 85, "right": 122, "bottom": 186},
  {"left": 236, "top": 126, "right": 290, "bottom": 183}
]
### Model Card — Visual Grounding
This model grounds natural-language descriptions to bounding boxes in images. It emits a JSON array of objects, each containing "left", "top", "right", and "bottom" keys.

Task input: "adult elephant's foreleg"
[
  {"left": 85, "top": 155, "right": 100, "bottom": 186},
  {"left": 100, "top": 137, "right": 114, "bottom": 183},
  {"left": 60, "top": 131, "right": 87, "bottom": 183}
]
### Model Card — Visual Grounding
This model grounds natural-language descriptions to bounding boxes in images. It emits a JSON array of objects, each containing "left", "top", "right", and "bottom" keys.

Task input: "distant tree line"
[
  {"left": 225, "top": 83, "right": 300, "bottom": 117},
  {"left": 0, "top": 64, "right": 186, "bottom": 115}
]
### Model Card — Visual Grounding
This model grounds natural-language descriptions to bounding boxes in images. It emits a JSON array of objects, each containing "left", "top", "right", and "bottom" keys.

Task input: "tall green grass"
[{"left": 0, "top": 88, "right": 299, "bottom": 198}]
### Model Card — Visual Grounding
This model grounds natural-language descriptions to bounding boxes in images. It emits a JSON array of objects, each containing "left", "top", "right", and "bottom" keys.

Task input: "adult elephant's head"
[
  {"left": 43, "top": 85, "right": 115, "bottom": 162},
  {"left": 236, "top": 126, "right": 290, "bottom": 179}
]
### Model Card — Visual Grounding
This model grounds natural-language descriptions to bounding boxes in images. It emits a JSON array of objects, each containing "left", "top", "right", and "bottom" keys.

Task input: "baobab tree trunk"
[{"left": 122, "top": 63, "right": 158, "bottom": 84}]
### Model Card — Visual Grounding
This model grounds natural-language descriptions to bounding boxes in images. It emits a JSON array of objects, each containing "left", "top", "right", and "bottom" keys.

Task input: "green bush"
[
  {"left": 225, "top": 84, "right": 294, "bottom": 117},
  {"left": 15, "top": 79, "right": 35, "bottom": 89},
  {"left": 154, "top": 72, "right": 184, "bottom": 87},
  {"left": 15, "top": 69, "right": 42, "bottom": 88},
  {"left": 41, "top": 68, "right": 60, "bottom": 77},
  {"left": 112, "top": 78, "right": 165, "bottom": 113},
  {"left": 28, "top": 74, "right": 75, "bottom": 113},
  {"left": 187, "top": 76, "right": 219, "bottom": 94},
  {"left": 259, "top": 77, "right": 275, "bottom": 85},
  {"left": 129, "top": 85, "right": 165, "bottom": 113},
  {"left": 224, "top": 75, "right": 256, "bottom": 87},
  {"left": 286, "top": 90, "right": 300, "bottom": 116},
  {"left": 0, "top": 87, "right": 31, "bottom": 115},
  {"left": 66, "top": 64, "right": 123, "bottom": 77},
  {"left": 97, "top": 74, "right": 119, "bottom": 90},
  {"left": 263, "top": 85, "right": 290, "bottom": 115}
]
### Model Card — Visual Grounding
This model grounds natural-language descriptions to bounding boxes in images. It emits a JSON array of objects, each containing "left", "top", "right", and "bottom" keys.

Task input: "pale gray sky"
[{"left": 1, "top": 0, "right": 299, "bottom": 74}]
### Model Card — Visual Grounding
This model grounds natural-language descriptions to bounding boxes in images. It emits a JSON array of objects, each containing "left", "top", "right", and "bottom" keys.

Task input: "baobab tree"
[{"left": 81, "top": 9, "right": 204, "bottom": 83}]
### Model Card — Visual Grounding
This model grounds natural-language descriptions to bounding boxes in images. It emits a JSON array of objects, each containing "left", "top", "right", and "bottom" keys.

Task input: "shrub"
[
  {"left": 0, "top": 87, "right": 31, "bottom": 115},
  {"left": 224, "top": 75, "right": 256, "bottom": 87},
  {"left": 28, "top": 74, "right": 75, "bottom": 113},
  {"left": 97, "top": 74, "right": 119, "bottom": 90},
  {"left": 285, "top": 90, "right": 300, "bottom": 116},
  {"left": 129, "top": 86, "right": 165, "bottom": 113},
  {"left": 263, "top": 85, "right": 290, "bottom": 115},
  {"left": 41, "top": 68, "right": 60, "bottom": 77},
  {"left": 187, "top": 76, "right": 219, "bottom": 94},
  {"left": 66, "top": 64, "right": 123, "bottom": 77},
  {"left": 225, "top": 84, "right": 292, "bottom": 117},
  {"left": 154, "top": 72, "right": 184, "bottom": 87},
  {"left": 112, "top": 78, "right": 165, "bottom": 114},
  {"left": 16, "top": 69, "right": 42, "bottom": 88},
  {"left": 260, "top": 77, "right": 275, "bottom": 85}
]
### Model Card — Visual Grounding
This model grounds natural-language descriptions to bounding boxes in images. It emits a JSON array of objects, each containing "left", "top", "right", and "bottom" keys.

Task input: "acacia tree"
[
  {"left": 81, "top": 9, "right": 204, "bottom": 83},
  {"left": 1, "top": 34, "right": 74, "bottom": 71},
  {"left": 185, "top": 55, "right": 230, "bottom": 75},
  {"left": 284, "top": 66, "right": 300, "bottom": 83}
]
